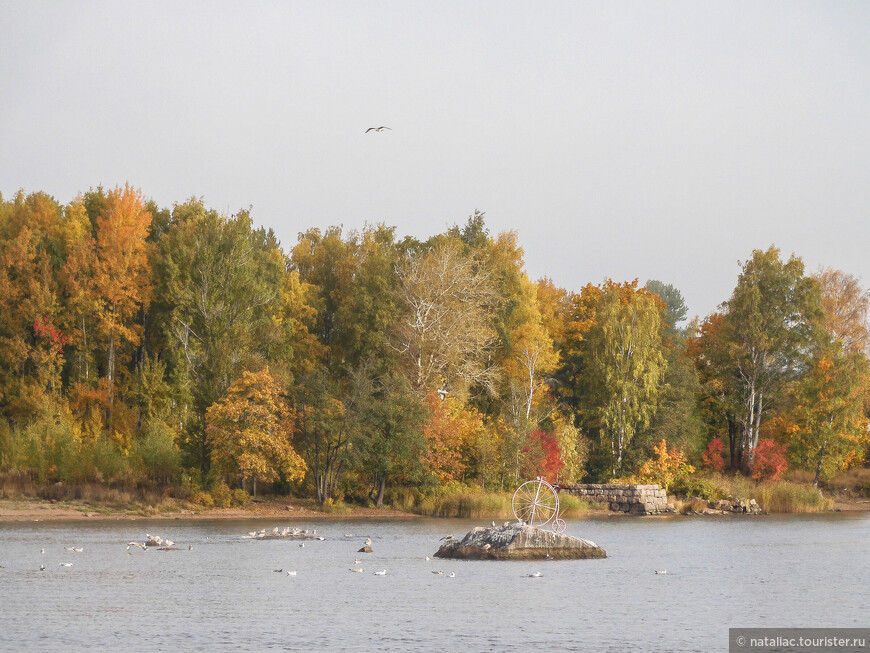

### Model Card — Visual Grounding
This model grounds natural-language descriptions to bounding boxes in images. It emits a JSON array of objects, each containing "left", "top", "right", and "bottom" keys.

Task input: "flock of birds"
[{"left": 2, "top": 523, "right": 669, "bottom": 578}]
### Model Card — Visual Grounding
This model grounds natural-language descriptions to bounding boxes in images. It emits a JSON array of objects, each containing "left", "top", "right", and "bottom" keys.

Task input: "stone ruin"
[{"left": 560, "top": 483, "right": 674, "bottom": 515}]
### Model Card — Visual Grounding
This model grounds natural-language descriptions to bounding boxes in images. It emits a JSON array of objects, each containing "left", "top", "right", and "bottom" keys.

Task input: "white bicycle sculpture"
[{"left": 512, "top": 476, "right": 566, "bottom": 533}]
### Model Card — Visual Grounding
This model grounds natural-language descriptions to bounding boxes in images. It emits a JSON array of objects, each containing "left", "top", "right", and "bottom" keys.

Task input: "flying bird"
[{"left": 365, "top": 126, "right": 392, "bottom": 133}]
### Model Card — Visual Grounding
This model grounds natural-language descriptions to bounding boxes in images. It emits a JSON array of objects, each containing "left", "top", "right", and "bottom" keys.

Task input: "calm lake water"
[{"left": 0, "top": 513, "right": 867, "bottom": 652}]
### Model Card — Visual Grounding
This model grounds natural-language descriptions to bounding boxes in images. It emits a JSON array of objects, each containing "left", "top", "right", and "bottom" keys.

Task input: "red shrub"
[
  {"left": 751, "top": 439, "right": 788, "bottom": 481},
  {"left": 702, "top": 437, "right": 726, "bottom": 472}
]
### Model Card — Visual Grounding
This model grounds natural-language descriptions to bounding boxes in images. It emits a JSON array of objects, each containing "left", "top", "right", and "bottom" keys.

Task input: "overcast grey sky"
[{"left": 2, "top": 1, "right": 868, "bottom": 320}]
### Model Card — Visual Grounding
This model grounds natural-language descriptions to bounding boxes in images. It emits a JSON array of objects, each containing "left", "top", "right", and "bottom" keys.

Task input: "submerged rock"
[{"left": 434, "top": 523, "right": 606, "bottom": 560}]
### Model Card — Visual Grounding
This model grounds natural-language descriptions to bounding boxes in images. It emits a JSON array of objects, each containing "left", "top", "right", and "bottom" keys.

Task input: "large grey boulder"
[{"left": 434, "top": 522, "right": 606, "bottom": 560}]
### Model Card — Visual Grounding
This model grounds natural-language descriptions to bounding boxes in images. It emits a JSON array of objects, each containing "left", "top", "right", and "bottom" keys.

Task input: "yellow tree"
[
  {"left": 0, "top": 191, "right": 64, "bottom": 422},
  {"left": 816, "top": 267, "right": 869, "bottom": 355},
  {"left": 505, "top": 312, "right": 558, "bottom": 422},
  {"left": 92, "top": 184, "right": 153, "bottom": 422},
  {"left": 59, "top": 197, "right": 99, "bottom": 385},
  {"left": 206, "top": 367, "right": 306, "bottom": 495},
  {"left": 789, "top": 339, "right": 870, "bottom": 485}
]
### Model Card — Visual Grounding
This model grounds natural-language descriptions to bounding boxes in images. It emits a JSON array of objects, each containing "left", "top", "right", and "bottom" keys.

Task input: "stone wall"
[{"left": 560, "top": 483, "right": 673, "bottom": 515}]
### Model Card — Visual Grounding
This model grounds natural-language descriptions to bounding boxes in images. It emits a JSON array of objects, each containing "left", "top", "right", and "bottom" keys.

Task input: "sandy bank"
[{"left": 0, "top": 497, "right": 421, "bottom": 523}]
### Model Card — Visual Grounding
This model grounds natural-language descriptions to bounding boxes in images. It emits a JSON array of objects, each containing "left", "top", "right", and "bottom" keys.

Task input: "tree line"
[{"left": 1, "top": 186, "right": 868, "bottom": 504}]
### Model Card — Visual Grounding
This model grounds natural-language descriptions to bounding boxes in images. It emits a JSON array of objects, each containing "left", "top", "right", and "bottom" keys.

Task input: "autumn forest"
[{"left": 1, "top": 185, "right": 868, "bottom": 508}]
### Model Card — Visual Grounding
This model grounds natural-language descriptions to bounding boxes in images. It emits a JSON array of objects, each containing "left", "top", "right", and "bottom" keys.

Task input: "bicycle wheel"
[{"left": 512, "top": 479, "right": 559, "bottom": 527}]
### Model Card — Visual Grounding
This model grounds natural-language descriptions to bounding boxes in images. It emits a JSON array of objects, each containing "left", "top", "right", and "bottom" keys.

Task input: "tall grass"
[
  {"left": 415, "top": 489, "right": 514, "bottom": 518},
  {"left": 701, "top": 473, "right": 832, "bottom": 513},
  {"left": 753, "top": 482, "right": 832, "bottom": 513},
  {"left": 408, "top": 487, "right": 595, "bottom": 519}
]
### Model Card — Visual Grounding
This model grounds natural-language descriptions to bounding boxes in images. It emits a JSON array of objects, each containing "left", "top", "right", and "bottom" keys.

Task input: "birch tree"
[
  {"left": 583, "top": 284, "right": 667, "bottom": 475},
  {"left": 722, "top": 247, "right": 822, "bottom": 472},
  {"left": 391, "top": 240, "right": 501, "bottom": 397}
]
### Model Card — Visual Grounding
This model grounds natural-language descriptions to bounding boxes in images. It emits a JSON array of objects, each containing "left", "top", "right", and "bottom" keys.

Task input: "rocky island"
[{"left": 434, "top": 522, "right": 606, "bottom": 560}]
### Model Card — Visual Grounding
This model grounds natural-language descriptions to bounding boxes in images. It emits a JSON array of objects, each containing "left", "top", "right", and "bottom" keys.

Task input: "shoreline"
[
  {"left": 0, "top": 495, "right": 867, "bottom": 523},
  {"left": 0, "top": 497, "right": 424, "bottom": 523}
]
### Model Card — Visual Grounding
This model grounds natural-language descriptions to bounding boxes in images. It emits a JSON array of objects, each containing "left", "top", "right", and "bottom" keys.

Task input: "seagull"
[
  {"left": 127, "top": 542, "right": 146, "bottom": 551},
  {"left": 527, "top": 572, "right": 543, "bottom": 578},
  {"left": 272, "top": 569, "right": 283, "bottom": 573},
  {"left": 349, "top": 568, "right": 364, "bottom": 573},
  {"left": 188, "top": 545, "right": 193, "bottom": 551},
  {"left": 64, "top": 547, "right": 83, "bottom": 553},
  {"left": 491, "top": 521, "right": 496, "bottom": 527},
  {"left": 432, "top": 570, "right": 443, "bottom": 575},
  {"left": 425, "top": 556, "right": 430, "bottom": 561},
  {"left": 39, "top": 564, "right": 45, "bottom": 571},
  {"left": 354, "top": 559, "right": 362, "bottom": 565},
  {"left": 286, "top": 570, "right": 297, "bottom": 576},
  {"left": 448, "top": 572, "right": 456, "bottom": 578},
  {"left": 298, "top": 543, "right": 304, "bottom": 548},
  {"left": 365, "top": 126, "right": 392, "bottom": 133},
  {"left": 41, "top": 548, "right": 45, "bottom": 555},
  {"left": 439, "top": 534, "right": 454, "bottom": 541},
  {"left": 373, "top": 569, "right": 387, "bottom": 576},
  {"left": 655, "top": 570, "right": 668, "bottom": 575},
  {"left": 59, "top": 562, "right": 73, "bottom": 567},
  {"left": 364, "top": 537, "right": 372, "bottom": 546}
]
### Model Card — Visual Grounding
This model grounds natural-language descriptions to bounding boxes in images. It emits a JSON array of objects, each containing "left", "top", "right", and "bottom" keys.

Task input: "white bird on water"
[
  {"left": 432, "top": 570, "right": 443, "bottom": 575},
  {"left": 655, "top": 570, "right": 668, "bottom": 575},
  {"left": 286, "top": 570, "right": 297, "bottom": 576},
  {"left": 354, "top": 559, "right": 362, "bottom": 565},
  {"left": 373, "top": 569, "right": 387, "bottom": 576},
  {"left": 349, "top": 568, "right": 364, "bottom": 573},
  {"left": 448, "top": 572, "right": 456, "bottom": 578},
  {"left": 298, "top": 543, "right": 305, "bottom": 548},
  {"left": 59, "top": 562, "right": 73, "bottom": 567},
  {"left": 527, "top": 572, "right": 543, "bottom": 578}
]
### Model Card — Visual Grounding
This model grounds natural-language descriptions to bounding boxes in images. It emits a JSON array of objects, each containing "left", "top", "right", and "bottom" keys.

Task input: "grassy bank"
[
  {"left": 387, "top": 487, "right": 598, "bottom": 519},
  {"left": 676, "top": 473, "right": 834, "bottom": 513}
]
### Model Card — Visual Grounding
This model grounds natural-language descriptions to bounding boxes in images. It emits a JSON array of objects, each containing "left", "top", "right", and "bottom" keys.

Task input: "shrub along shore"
[{"left": 1, "top": 474, "right": 866, "bottom": 522}]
